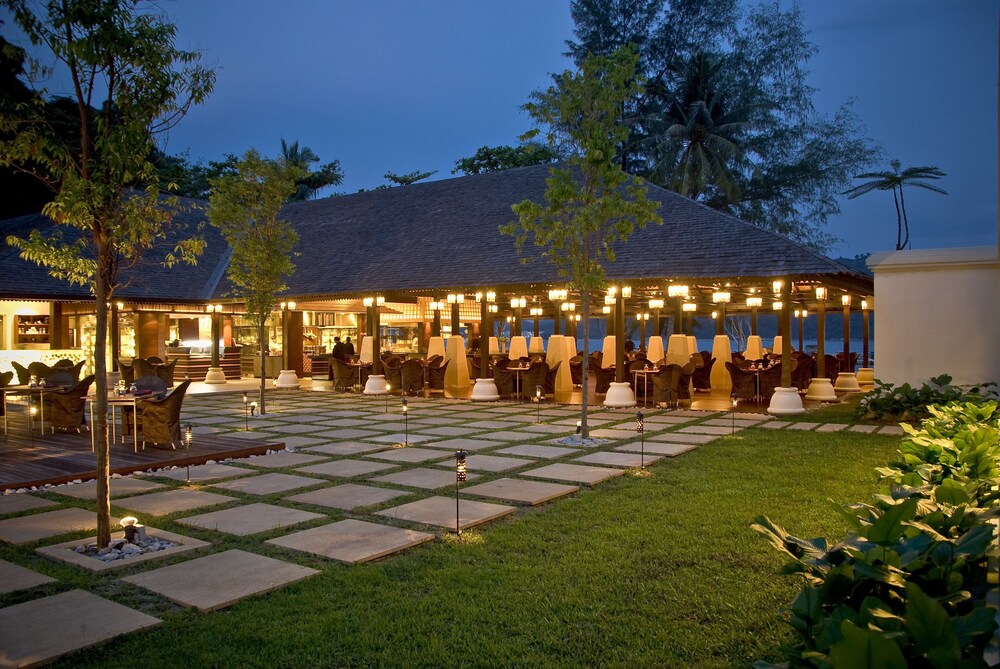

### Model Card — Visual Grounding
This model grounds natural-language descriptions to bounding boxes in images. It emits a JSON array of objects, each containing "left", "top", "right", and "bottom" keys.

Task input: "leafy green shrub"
[
  {"left": 877, "top": 402, "right": 1000, "bottom": 507},
  {"left": 753, "top": 488, "right": 999, "bottom": 668},
  {"left": 856, "top": 375, "right": 997, "bottom": 422}
]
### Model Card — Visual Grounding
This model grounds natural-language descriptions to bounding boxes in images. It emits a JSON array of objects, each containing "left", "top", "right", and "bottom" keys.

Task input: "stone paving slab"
[
  {"left": 464, "top": 420, "right": 523, "bottom": 429},
  {"left": 178, "top": 503, "right": 325, "bottom": 536},
  {"left": 0, "top": 590, "right": 161, "bottom": 668},
  {"left": 496, "top": 444, "right": 579, "bottom": 459},
  {"left": 521, "top": 463, "right": 625, "bottom": 486},
  {"left": 37, "top": 527, "right": 209, "bottom": 573},
  {"left": 878, "top": 425, "right": 905, "bottom": 435},
  {"left": 786, "top": 422, "right": 821, "bottom": 431},
  {"left": 430, "top": 454, "right": 533, "bottom": 473},
  {"left": 366, "top": 433, "right": 437, "bottom": 444},
  {"left": 665, "top": 410, "right": 720, "bottom": 417},
  {"left": 303, "top": 441, "right": 388, "bottom": 456},
  {"left": 637, "top": 415, "right": 694, "bottom": 425},
  {"left": 460, "top": 478, "right": 579, "bottom": 506},
  {"left": 0, "top": 493, "right": 58, "bottom": 515},
  {"left": 410, "top": 416, "right": 463, "bottom": 426},
  {"left": 588, "top": 428, "right": 643, "bottom": 440},
  {"left": 116, "top": 489, "right": 235, "bottom": 517},
  {"left": 848, "top": 424, "right": 879, "bottom": 433},
  {"left": 122, "top": 549, "right": 319, "bottom": 612},
  {"left": 519, "top": 424, "right": 574, "bottom": 434},
  {"left": 416, "top": 426, "right": 485, "bottom": 437},
  {"left": 616, "top": 441, "right": 699, "bottom": 457},
  {"left": 364, "top": 447, "right": 459, "bottom": 463},
  {"left": 320, "top": 418, "right": 375, "bottom": 428},
  {"left": 195, "top": 469, "right": 315, "bottom": 494},
  {"left": 816, "top": 423, "right": 849, "bottom": 432},
  {"left": 733, "top": 412, "right": 772, "bottom": 420},
  {"left": 372, "top": 467, "right": 480, "bottom": 490},
  {"left": 294, "top": 459, "right": 398, "bottom": 478},
  {"left": 491, "top": 430, "right": 553, "bottom": 442},
  {"left": 287, "top": 483, "right": 411, "bottom": 510},
  {"left": 701, "top": 418, "right": 766, "bottom": 428},
  {"left": 376, "top": 495, "right": 516, "bottom": 531},
  {"left": 759, "top": 421, "right": 790, "bottom": 429},
  {"left": 52, "top": 477, "right": 166, "bottom": 500},
  {"left": 646, "top": 432, "right": 717, "bottom": 445},
  {"left": 0, "top": 558, "right": 56, "bottom": 594},
  {"left": 572, "top": 451, "right": 664, "bottom": 469},
  {"left": 243, "top": 452, "right": 330, "bottom": 469},
  {"left": 277, "top": 436, "right": 329, "bottom": 449},
  {"left": 0, "top": 507, "right": 106, "bottom": 545},
  {"left": 225, "top": 430, "right": 281, "bottom": 441},
  {"left": 267, "top": 519, "right": 434, "bottom": 565},
  {"left": 314, "top": 428, "right": 385, "bottom": 440},
  {"left": 265, "top": 423, "right": 326, "bottom": 434},
  {"left": 677, "top": 425, "right": 737, "bottom": 435},
  {"left": 552, "top": 417, "right": 615, "bottom": 426},
  {"left": 154, "top": 463, "right": 253, "bottom": 482},
  {"left": 424, "top": 437, "right": 504, "bottom": 452}
]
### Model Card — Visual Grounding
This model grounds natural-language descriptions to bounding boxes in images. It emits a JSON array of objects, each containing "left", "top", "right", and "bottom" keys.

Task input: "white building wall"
[{"left": 868, "top": 247, "right": 1000, "bottom": 387}]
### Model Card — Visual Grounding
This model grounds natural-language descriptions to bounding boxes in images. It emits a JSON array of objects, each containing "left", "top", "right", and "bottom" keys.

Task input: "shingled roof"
[
  {"left": 1, "top": 164, "right": 871, "bottom": 304},
  {"left": 0, "top": 197, "right": 228, "bottom": 303},
  {"left": 262, "top": 162, "right": 871, "bottom": 298}
]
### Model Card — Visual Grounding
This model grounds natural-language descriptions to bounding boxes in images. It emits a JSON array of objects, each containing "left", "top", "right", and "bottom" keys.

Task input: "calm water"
[{"left": 529, "top": 336, "right": 871, "bottom": 358}]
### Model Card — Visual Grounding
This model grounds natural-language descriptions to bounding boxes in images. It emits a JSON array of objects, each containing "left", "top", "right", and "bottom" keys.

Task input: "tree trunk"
[
  {"left": 898, "top": 184, "right": 910, "bottom": 249},
  {"left": 258, "top": 322, "right": 267, "bottom": 415},
  {"left": 579, "top": 290, "right": 591, "bottom": 438},
  {"left": 892, "top": 187, "right": 903, "bottom": 250},
  {"left": 94, "top": 259, "right": 111, "bottom": 547}
]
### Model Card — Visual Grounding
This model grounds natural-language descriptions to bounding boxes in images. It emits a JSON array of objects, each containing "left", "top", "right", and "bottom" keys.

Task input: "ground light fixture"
[
  {"left": 120, "top": 516, "right": 144, "bottom": 543},
  {"left": 242, "top": 391, "right": 250, "bottom": 431},
  {"left": 576, "top": 420, "right": 582, "bottom": 435},
  {"left": 384, "top": 384, "right": 391, "bottom": 412},
  {"left": 455, "top": 450, "right": 467, "bottom": 535},
  {"left": 535, "top": 385, "right": 543, "bottom": 423},
  {"left": 29, "top": 402, "right": 37, "bottom": 446},
  {"left": 731, "top": 393, "right": 738, "bottom": 436},
  {"left": 184, "top": 423, "right": 193, "bottom": 483},
  {"left": 250, "top": 400, "right": 257, "bottom": 418},
  {"left": 636, "top": 411, "right": 644, "bottom": 469},
  {"left": 401, "top": 398, "right": 409, "bottom": 447}
]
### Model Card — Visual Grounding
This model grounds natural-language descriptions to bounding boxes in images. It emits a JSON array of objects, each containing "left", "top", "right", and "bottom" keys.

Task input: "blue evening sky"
[{"left": 12, "top": 1, "right": 1000, "bottom": 257}]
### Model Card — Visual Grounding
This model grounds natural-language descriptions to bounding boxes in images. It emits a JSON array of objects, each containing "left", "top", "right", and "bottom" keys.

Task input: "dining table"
[
  {"left": 2, "top": 384, "right": 59, "bottom": 436},
  {"left": 507, "top": 364, "right": 530, "bottom": 401},
  {"left": 630, "top": 367, "right": 657, "bottom": 407}
]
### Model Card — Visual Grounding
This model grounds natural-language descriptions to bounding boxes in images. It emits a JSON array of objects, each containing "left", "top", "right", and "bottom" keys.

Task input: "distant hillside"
[{"left": 833, "top": 254, "right": 872, "bottom": 277}]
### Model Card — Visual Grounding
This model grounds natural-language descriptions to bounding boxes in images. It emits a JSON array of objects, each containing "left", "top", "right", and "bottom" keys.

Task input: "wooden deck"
[{"left": 0, "top": 426, "right": 284, "bottom": 491}]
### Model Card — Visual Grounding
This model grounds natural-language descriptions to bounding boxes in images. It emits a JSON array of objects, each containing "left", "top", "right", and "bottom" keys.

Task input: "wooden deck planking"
[{"left": 0, "top": 425, "right": 283, "bottom": 491}]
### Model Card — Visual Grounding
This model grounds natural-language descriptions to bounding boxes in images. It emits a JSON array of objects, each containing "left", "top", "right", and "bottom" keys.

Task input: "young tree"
[
  {"left": 1, "top": 0, "right": 214, "bottom": 547},
  {"left": 208, "top": 149, "right": 303, "bottom": 416},
  {"left": 502, "top": 48, "right": 662, "bottom": 438},
  {"left": 843, "top": 160, "right": 947, "bottom": 250}
]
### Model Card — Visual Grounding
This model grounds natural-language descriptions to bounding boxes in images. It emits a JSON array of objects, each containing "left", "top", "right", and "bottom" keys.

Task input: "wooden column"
[
  {"left": 615, "top": 290, "right": 625, "bottom": 383},
  {"left": 287, "top": 311, "right": 303, "bottom": 375},
  {"left": 816, "top": 292, "right": 827, "bottom": 378},
  {"left": 431, "top": 300, "right": 441, "bottom": 337},
  {"left": 842, "top": 297, "right": 852, "bottom": 372},
  {"left": 781, "top": 281, "right": 792, "bottom": 388},
  {"left": 49, "top": 302, "right": 66, "bottom": 350},
  {"left": 862, "top": 305, "right": 870, "bottom": 368},
  {"left": 110, "top": 302, "right": 121, "bottom": 371},
  {"left": 751, "top": 306, "right": 759, "bottom": 335},
  {"left": 715, "top": 302, "right": 726, "bottom": 335},
  {"left": 480, "top": 300, "right": 491, "bottom": 380},
  {"left": 210, "top": 311, "right": 221, "bottom": 367}
]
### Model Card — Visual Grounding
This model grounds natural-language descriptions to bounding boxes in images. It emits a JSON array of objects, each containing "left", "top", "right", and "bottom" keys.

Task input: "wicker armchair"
[
  {"left": 677, "top": 361, "right": 697, "bottom": 403},
  {"left": 155, "top": 358, "right": 177, "bottom": 386},
  {"left": 134, "top": 358, "right": 160, "bottom": 379},
  {"left": 11, "top": 361, "right": 31, "bottom": 385},
  {"left": 692, "top": 357, "right": 715, "bottom": 391},
  {"left": 43, "top": 372, "right": 76, "bottom": 388},
  {"left": 42, "top": 375, "right": 95, "bottom": 433},
  {"left": 822, "top": 355, "right": 840, "bottom": 384},
  {"left": 382, "top": 357, "right": 403, "bottom": 392},
  {"left": 428, "top": 360, "right": 448, "bottom": 392},
  {"left": 493, "top": 366, "right": 515, "bottom": 399},
  {"left": 545, "top": 360, "right": 561, "bottom": 395},
  {"left": 594, "top": 365, "right": 616, "bottom": 395},
  {"left": 520, "top": 361, "right": 548, "bottom": 398},
  {"left": 726, "top": 362, "right": 757, "bottom": 402},
  {"left": 139, "top": 379, "right": 191, "bottom": 449},
  {"left": 28, "top": 362, "right": 54, "bottom": 382},
  {"left": 836, "top": 352, "right": 859, "bottom": 374},
  {"left": 122, "top": 376, "right": 169, "bottom": 441},
  {"left": 118, "top": 359, "right": 135, "bottom": 384},
  {"left": 0, "top": 371, "right": 11, "bottom": 418},
  {"left": 426, "top": 355, "right": 444, "bottom": 367},
  {"left": 791, "top": 356, "right": 815, "bottom": 391},
  {"left": 399, "top": 359, "right": 425, "bottom": 396},
  {"left": 569, "top": 356, "right": 583, "bottom": 386},
  {"left": 651, "top": 364, "right": 682, "bottom": 407},
  {"left": 759, "top": 365, "right": 784, "bottom": 402},
  {"left": 331, "top": 358, "right": 354, "bottom": 391}
]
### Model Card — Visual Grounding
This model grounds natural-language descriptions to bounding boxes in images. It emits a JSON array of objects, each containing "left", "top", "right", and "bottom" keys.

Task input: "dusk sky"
[{"left": 12, "top": 1, "right": 1000, "bottom": 257}]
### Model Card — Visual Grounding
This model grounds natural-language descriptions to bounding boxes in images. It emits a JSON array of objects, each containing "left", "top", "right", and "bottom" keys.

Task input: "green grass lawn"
[{"left": 47, "top": 427, "right": 899, "bottom": 669}]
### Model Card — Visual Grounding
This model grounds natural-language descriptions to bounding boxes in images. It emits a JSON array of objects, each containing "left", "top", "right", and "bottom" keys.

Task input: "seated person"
[
  {"left": 343, "top": 336, "right": 355, "bottom": 357},
  {"left": 331, "top": 336, "right": 347, "bottom": 361}
]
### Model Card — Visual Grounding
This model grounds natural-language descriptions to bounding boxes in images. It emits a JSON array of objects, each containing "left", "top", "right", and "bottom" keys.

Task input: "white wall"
[
  {"left": 0, "top": 300, "right": 49, "bottom": 349},
  {"left": 869, "top": 247, "right": 1000, "bottom": 386}
]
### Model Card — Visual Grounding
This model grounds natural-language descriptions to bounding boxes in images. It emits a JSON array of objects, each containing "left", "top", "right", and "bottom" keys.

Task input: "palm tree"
[
  {"left": 843, "top": 160, "right": 947, "bottom": 250},
  {"left": 279, "top": 138, "right": 343, "bottom": 201}
]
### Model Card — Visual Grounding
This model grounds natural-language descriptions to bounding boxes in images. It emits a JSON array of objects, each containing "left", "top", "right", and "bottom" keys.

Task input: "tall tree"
[
  {"left": 383, "top": 169, "right": 437, "bottom": 186},
  {"left": 279, "top": 137, "right": 343, "bottom": 201},
  {"left": 452, "top": 142, "right": 559, "bottom": 175},
  {"left": 1, "top": 0, "right": 213, "bottom": 547},
  {"left": 567, "top": 0, "right": 879, "bottom": 250},
  {"left": 208, "top": 149, "right": 302, "bottom": 416},
  {"left": 843, "top": 160, "right": 947, "bottom": 250},
  {"left": 503, "top": 48, "right": 662, "bottom": 438}
]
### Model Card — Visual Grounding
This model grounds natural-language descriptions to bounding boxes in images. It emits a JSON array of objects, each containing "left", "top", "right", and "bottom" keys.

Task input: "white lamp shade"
[
  {"left": 359, "top": 336, "right": 374, "bottom": 364},
  {"left": 666, "top": 334, "right": 689, "bottom": 365},
  {"left": 646, "top": 336, "right": 665, "bottom": 364},
  {"left": 507, "top": 336, "right": 528, "bottom": 360},
  {"left": 488, "top": 336, "right": 500, "bottom": 355},
  {"left": 528, "top": 335, "right": 545, "bottom": 354},
  {"left": 601, "top": 335, "right": 616, "bottom": 367},
  {"left": 426, "top": 336, "right": 446, "bottom": 360},
  {"left": 771, "top": 335, "right": 783, "bottom": 355}
]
